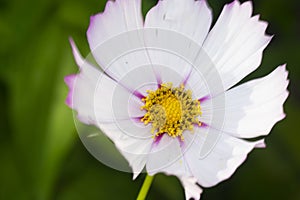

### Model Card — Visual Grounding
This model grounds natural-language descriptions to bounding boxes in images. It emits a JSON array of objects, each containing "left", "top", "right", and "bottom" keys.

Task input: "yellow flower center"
[{"left": 140, "top": 83, "right": 202, "bottom": 140}]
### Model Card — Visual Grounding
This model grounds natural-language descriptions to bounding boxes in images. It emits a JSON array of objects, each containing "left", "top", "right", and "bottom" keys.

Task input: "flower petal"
[
  {"left": 203, "top": 1, "right": 272, "bottom": 90},
  {"left": 114, "top": 130, "right": 153, "bottom": 179},
  {"left": 184, "top": 67, "right": 213, "bottom": 101},
  {"left": 180, "top": 176, "right": 203, "bottom": 200},
  {"left": 145, "top": 134, "right": 204, "bottom": 199},
  {"left": 66, "top": 39, "right": 152, "bottom": 147},
  {"left": 67, "top": 40, "right": 157, "bottom": 178},
  {"left": 184, "top": 129, "right": 265, "bottom": 187},
  {"left": 145, "top": 49, "right": 191, "bottom": 87},
  {"left": 145, "top": 0, "right": 212, "bottom": 46},
  {"left": 87, "top": 0, "right": 156, "bottom": 84},
  {"left": 203, "top": 65, "right": 289, "bottom": 138},
  {"left": 143, "top": 0, "right": 214, "bottom": 88},
  {"left": 65, "top": 39, "right": 103, "bottom": 125},
  {"left": 87, "top": 0, "right": 143, "bottom": 51},
  {"left": 146, "top": 134, "right": 189, "bottom": 176}
]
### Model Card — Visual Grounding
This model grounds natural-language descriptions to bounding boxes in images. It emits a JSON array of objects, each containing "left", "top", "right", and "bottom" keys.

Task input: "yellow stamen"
[{"left": 140, "top": 83, "right": 202, "bottom": 140}]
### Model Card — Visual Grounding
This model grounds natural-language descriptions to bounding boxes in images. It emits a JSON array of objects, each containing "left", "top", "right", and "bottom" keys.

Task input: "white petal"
[
  {"left": 146, "top": 49, "right": 191, "bottom": 86},
  {"left": 143, "top": 0, "right": 215, "bottom": 88},
  {"left": 145, "top": 0, "right": 212, "bottom": 46},
  {"left": 66, "top": 39, "right": 154, "bottom": 177},
  {"left": 94, "top": 66, "right": 154, "bottom": 178},
  {"left": 94, "top": 111, "right": 153, "bottom": 179},
  {"left": 87, "top": 0, "right": 143, "bottom": 51},
  {"left": 204, "top": 65, "right": 289, "bottom": 138},
  {"left": 184, "top": 130, "right": 265, "bottom": 187},
  {"left": 114, "top": 132, "right": 153, "bottom": 179},
  {"left": 146, "top": 135, "right": 190, "bottom": 176},
  {"left": 66, "top": 39, "right": 141, "bottom": 124},
  {"left": 86, "top": 0, "right": 164, "bottom": 94},
  {"left": 89, "top": 27, "right": 198, "bottom": 89},
  {"left": 203, "top": 1, "right": 272, "bottom": 90},
  {"left": 87, "top": 0, "right": 213, "bottom": 86},
  {"left": 92, "top": 54, "right": 155, "bottom": 177},
  {"left": 184, "top": 67, "right": 212, "bottom": 100},
  {"left": 180, "top": 176, "right": 203, "bottom": 200},
  {"left": 65, "top": 39, "right": 103, "bottom": 125},
  {"left": 87, "top": 0, "right": 157, "bottom": 85}
]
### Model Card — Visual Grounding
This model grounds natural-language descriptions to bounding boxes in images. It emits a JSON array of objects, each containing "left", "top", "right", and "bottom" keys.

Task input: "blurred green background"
[{"left": 0, "top": 0, "right": 299, "bottom": 199}]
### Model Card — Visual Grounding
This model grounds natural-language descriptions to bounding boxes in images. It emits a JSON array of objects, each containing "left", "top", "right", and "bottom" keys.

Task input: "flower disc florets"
[{"left": 141, "top": 83, "right": 202, "bottom": 140}]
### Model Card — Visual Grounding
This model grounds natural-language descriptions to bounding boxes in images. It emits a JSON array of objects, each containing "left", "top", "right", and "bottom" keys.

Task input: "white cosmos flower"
[{"left": 65, "top": 0, "right": 289, "bottom": 199}]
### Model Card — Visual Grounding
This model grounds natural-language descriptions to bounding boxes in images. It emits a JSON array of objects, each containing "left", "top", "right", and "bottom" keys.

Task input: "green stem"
[{"left": 136, "top": 174, "right": 154, "bottom": 200}]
